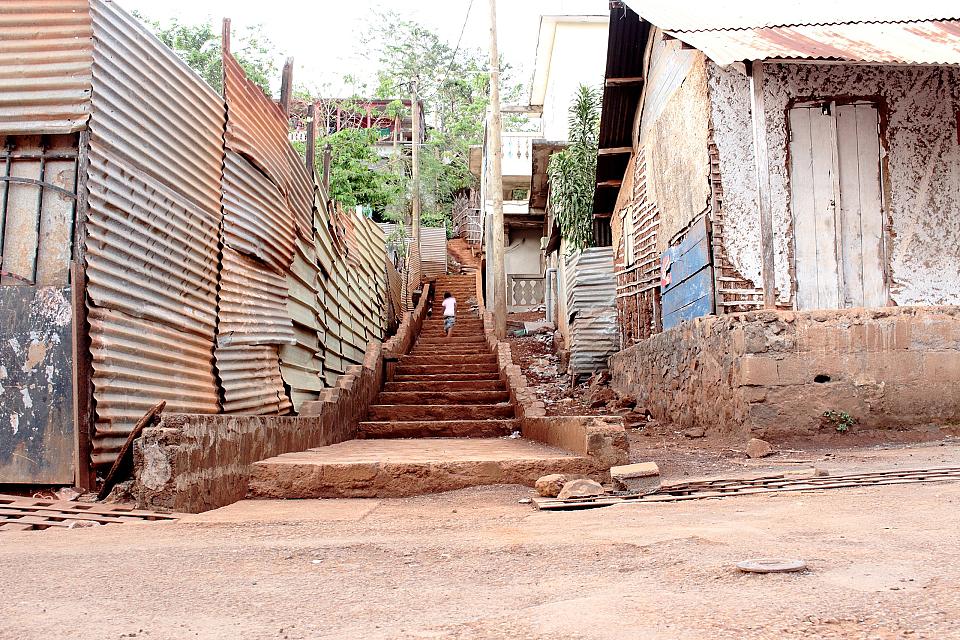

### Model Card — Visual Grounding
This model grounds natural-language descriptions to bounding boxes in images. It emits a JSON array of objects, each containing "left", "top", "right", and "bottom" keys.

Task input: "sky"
[{"left": 122, "top": 0, "right": 607, "bottom": 98}]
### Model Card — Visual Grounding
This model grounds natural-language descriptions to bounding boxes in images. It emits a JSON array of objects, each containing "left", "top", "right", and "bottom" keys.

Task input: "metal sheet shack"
[
  {"left": 600, "top": 1, "right": 960, "bottom": 438},
  {"left": 0, "top": 0, "right": 389, "bottom": 486}
]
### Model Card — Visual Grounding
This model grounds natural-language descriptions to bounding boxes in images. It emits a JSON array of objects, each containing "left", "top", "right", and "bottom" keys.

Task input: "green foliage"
[
  {"left": 822, "top": 410, "right": 857, "bottom": 433},
  {"left": 317, "top": 127, "right": 404, "bottom": 216},
  {"left": 547, "top": 85, "right": 601, "bottom": 251},
  {"left": 135, "top": 14, "right": 277, "bottom": 95},
  {"left": 363, "top": 12, "right": 525, "bottom": 228}
]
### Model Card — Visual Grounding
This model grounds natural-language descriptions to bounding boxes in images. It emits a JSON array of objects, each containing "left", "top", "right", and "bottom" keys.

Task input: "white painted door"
[{"left": 788, "top": 102, "right": 886, "bottom": 310}]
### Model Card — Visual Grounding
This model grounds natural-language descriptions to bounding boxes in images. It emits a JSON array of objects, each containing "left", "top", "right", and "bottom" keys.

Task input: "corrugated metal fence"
[
  {"left": 0, "top": 0, "right": 391, "bottom": 470},
  {"left": 563, "top": 247, "right": 619, "bottom": 381}
]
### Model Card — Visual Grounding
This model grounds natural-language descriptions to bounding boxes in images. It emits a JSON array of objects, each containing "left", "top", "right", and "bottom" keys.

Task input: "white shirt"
[{"left": 442, "top": 297, "right": 456, "bottom": 317}]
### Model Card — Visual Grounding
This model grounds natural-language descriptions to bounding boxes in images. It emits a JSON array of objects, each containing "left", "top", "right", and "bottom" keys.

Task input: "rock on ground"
[
  {"left": 746, "top": 438, "right": 775, "bottom": 459},
  {"left": 535, "top": 474, "right": 568, "bottom": 498},
  {"left": 611, "top": 462, "right": 661, "bottom": 494},
  {"left": 557, "top": 478, "right": 605, "bottom": 500}
]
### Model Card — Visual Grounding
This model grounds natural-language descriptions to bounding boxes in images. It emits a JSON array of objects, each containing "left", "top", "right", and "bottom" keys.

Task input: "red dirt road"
[{"left": 2, "top": 441, "right": 959, "bottom": 639}]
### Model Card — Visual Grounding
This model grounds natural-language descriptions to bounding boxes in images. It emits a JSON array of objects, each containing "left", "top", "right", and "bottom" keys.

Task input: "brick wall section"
[
  {"left": 610, "top": 306, "right": 960, "bottom": 439},
  {"left": 476, "top": 271, "right": 629, "bottom": 473},
  {"left": 133, "top": 286, "right": 432, "bottom": 513}
]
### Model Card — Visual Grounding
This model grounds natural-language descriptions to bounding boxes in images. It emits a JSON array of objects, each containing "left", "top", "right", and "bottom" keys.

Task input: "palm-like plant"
[{"left": 547, "top": 85, "right": 601, "bottom": 251}]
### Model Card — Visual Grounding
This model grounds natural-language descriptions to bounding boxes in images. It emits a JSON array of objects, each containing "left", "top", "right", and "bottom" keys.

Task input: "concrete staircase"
[{"left": 249, "top": 275, "right": 595, "bottom": 499}]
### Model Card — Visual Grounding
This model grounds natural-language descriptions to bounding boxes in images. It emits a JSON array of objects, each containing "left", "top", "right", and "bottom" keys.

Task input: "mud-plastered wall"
[{"left": 708, "top": 61, "right": 960, "bottom": 306}]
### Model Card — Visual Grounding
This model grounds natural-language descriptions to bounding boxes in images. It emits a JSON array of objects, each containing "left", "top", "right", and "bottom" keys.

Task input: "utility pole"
[
  {"left": 410, "top": 80, "right": 422, "bottom": 294},
  {"left": 487, "top": 0, "right": 507, "bottom": 338}
]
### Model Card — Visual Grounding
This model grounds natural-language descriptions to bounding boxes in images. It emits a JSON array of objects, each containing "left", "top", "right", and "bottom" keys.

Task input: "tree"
[
  {"left": 363, "top": 12, "right": 526, "bottom": 229},
  {"left": 547, "top": 85, "right": 601, "bottom": 251},
  {"left": 135, "top": 14, "right": 278, "bottom": 95}
]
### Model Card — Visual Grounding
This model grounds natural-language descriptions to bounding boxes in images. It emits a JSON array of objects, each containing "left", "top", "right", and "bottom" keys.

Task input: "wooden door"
[{"left": 788, "top": 102, "right": 886, "bottom": 310}]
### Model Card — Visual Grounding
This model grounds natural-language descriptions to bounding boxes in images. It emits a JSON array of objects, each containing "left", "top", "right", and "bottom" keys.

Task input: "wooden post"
[
  {"left": 305, "top": 102, "right": 316, "bottom": 178},
  {"left": 221, "top": 18, "right": 231, "bottom": 56},
  {"left": 72, "top": 129, "right": 95, "bottom": 490},
  {"left": 749, "top": 60, "right": 777, "bottom": 308},
  {"left": 487, "top": 0, "right": 508, "bottom": 338},
  {"left": 322, "top": 143, "right": 332, "bottom": 198},
  {"left": 279, "top": 57, "right": 294, "bottom": 115},
  {"left": 410, "top": 80, "right": 422, "bottom": 287}
]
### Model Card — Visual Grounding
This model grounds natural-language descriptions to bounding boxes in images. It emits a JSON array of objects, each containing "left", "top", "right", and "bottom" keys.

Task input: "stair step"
[
  {"left": 393, "top": 372, "right": 502, "bottom": 382},
  {"left": 418, "top": 336, "right": 486, "bottom": 345},
  {"left": 249, "top": 438, "right": 594, "bottom": 499},
  {"left": 384, "top": 380, "right": 505, "bottom": 392},
  {"left": 396, "top": 364, "right": 499, "bottom": 376},
  {"left": 401, "top": 354, "right": 496, "bottom": 365},
  {"left": 359, "top": 419, "right": 517, "bottom": 439},
  {"left": 376, "top": 391, "right": 511, "bottom": 404},
  {"left": 366, "top": 403, "right": 514, "bottom": 421}
]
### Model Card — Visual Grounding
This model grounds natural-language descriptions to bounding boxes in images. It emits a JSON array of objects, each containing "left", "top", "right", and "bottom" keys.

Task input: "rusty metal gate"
[{"left": 0, "top": 134, "right": 79, "bottom": 484}]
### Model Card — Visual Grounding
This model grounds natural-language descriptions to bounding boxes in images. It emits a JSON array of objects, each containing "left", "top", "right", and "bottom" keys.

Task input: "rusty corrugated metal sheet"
[
  {"left": 222, "top": 150, "right": 296, "bottom": 272},
  {"left": 222, "top": 52, "right": 289, "bottom": 193},
  {"left": 620, "top": 1, "right": 960, "bottom": 32},
  {"left": 563, "top": 248, "right": 619, "bottom": 380},
  {"left": 216, "top": 344, "right": 292, "bottom": 415},
  {"left": 217, "top": 247, "right": 295, "bottom": 347},
  {"left": 87, "top": 306, "right": 219, "bottom": 465},
  {"left": 85, "top": 0, "right": 224, "bottom": 465},
  {"left": 668, "top": 21, "right": 960, "bottom": 66},
  {"left": 89, "top": 0, "right": 224, "bottom": 211},
  {"left": 279, "top": 237, "right": 324, "bottom": 411},
  {"left": 378, "top": 223, "right": 447, "bottom": 279},
  {"left": 286, "top": 143, "right": 314, "bottom": 238},
  {"left": 0, "top": 0, "right": 93, "bottom": 134}
]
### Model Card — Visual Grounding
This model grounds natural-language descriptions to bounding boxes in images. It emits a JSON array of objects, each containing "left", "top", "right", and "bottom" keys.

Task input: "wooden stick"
[{"left": 97, "top": 400, "right": 166, "bottom": 501}]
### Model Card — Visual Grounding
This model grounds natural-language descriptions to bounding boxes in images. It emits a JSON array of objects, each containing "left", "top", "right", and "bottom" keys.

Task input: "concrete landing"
[{"left": 248, "top": 438, "right": 596, "bottom": 498}]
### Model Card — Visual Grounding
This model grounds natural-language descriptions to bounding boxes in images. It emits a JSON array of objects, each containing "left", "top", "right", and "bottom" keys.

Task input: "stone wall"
[
  {"left": 134, "top": 286, "right": 432, "bottom": 513},
  {"left": 477, "top": 275, "right": 629, "bottom": 474},
  {"left": 610, "top": 306, "right": 960, "bottom": 439}
]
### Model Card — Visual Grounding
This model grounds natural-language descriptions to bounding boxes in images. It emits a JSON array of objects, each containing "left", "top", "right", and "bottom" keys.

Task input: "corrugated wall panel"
[
  {"left": 217, "top": 247, "right": 295, "bottom": 347},
  {"left": 89, "top": 0, "right": 224, "bottom": 211},
  {"left": 0, "top": 0, "right": 93, "bottom": 134},
  {"left": 217, "top": 344, "right": 292, "bottom": 415},
  {"left": 280, "top": 238, "right": 324, "bottom": 411},
  {"left": 87, "top": 306, "right": 219, "bottom": 465},
  {"left": 84, "top": 148, "right": 219, "bottom": 336},
  {"left": 378, "top": 223, "right": 447, "bottom": 279},
  {"left": 86, "top": 0, "right": 224, "bottom": 465},
  {"left": 222, "top": 150, "right": 296, "bottom": 273},
  {"left": 222, "top": 52, "right": 289, "bottom": 193},
  {"left": 286, "top": 143, "right": 314, "bottom": 238}
]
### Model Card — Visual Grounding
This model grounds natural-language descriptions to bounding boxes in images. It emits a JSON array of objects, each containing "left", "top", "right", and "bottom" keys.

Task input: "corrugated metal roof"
[
  {"left": 222, "top": 150, "right": 296, "bottom": 272},
  {"left": 216, "top": 344, "right": 292, "bottom": 415},
  {"left": 0, "top": 0, "right": 93, "bottom": 134},
  {"left": 222, "top": 51, "right": 290, "bottom": 194},
  {"left": 85, "top": 0, "right": 224, "bottom": 466},
  {"left": 620, "top": 0, "right": 960, "bottom": 32},
  {"left": 217, "top": 247, "right": 296, "bottom": 347},
  {"left": 666, "top": 21, "right": 960, "bottom": 66},
  {"left": 87, "top": 306, "right": 219, "bottom": 466}
]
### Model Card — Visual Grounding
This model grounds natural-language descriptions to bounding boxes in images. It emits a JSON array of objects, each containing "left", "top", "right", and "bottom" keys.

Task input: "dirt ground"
[{"left": 2, "top": 440, "right": 960, "bottom": 640}]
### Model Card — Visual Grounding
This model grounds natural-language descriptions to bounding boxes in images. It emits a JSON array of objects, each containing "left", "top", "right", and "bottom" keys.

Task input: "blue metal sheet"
[{"left": 661, "top": 217, "right": 714, "bottom": 330}]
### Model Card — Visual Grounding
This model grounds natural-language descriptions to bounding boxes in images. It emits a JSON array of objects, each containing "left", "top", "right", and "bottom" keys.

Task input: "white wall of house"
[
  {"left": 530, "top": 16, "right": 609, "bottom": 141},
  {"left": 708, "top": 62, "right": 960, "bottom": 306}
]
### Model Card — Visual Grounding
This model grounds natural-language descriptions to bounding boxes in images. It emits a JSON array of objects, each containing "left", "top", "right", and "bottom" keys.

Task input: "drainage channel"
[
  {"left": 0, "top": 494, "right": 181, "bottom": 531},
  {"left": 533, "top": 466, "right": 960, "bottom": 511}
]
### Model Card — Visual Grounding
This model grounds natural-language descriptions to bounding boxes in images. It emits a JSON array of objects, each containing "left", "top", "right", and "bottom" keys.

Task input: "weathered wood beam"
[
  {"left": 748, "top": 60, "right": 777, "bottom": 309},
  {"left": 605, "top": 76, "right": 644, "bottom": 87},
  {"left": 279, "top": 57, "right": 294, "bottom": 115},
  {"left": 596, "top": 179, "right": 623, "bottom": 188},
  {"left": 598, "top": 146, "right": 632, "bottom": 155}
]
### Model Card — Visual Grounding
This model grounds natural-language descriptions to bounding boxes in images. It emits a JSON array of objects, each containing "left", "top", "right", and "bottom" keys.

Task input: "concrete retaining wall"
[
  {"left": 610, "top": 306, "right": 960, "bottom": 439},
  {"left": 133, "top": 286, "right": 432, "bottom": 513}
]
